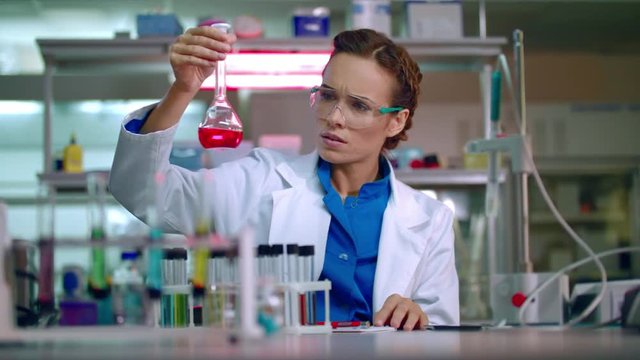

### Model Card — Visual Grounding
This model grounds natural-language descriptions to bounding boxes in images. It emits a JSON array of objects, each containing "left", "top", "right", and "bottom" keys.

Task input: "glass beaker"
[{"left": 198, "top": 22, "right": 243, "bottom": 148}]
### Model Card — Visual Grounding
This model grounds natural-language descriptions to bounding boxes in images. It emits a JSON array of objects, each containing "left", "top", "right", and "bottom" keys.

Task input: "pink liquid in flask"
[{"left": 198, "top": 127, "right": 243, "bottom": 148}]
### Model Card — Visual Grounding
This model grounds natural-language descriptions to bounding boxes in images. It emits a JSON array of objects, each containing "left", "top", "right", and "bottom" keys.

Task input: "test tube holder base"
[{"left": 279, "top": 280, "right": 332, "bottom": 335}]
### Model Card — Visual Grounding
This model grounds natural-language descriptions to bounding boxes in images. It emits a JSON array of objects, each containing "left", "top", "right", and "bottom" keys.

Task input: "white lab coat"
[{"left": 110, "top": 105, "right": 460, "bottom": 325}]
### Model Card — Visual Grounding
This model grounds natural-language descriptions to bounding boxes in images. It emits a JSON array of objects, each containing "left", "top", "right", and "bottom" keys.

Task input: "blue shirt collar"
[{"left": 317, "top": 157, "right": 391, "bottom": 201}]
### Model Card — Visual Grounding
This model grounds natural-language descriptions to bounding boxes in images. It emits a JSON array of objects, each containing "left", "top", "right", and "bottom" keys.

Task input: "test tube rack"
[
  {"left": 0, "top": 227, "right": 268, "bottom": 342},
  {"left": 279, "top": 280, "right": 332, "bottom": 335}
]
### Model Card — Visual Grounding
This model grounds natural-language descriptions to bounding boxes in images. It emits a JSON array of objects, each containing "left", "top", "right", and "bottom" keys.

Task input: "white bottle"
[
  {"left": 112, "top": 250, "right": 146, "bottom": 325},
  {"left": 351, "top": 0, "right": 392, "bottom": 36}
]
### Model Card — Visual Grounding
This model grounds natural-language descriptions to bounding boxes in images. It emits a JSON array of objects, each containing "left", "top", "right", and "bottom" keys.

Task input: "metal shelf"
[
  {"left": 395, "top": 168, "right": 506, "bottom": 186},
  {"left": 533, "top": 156, "right": 640, "bottom": 175},
  {"left": 37, "top": 36, "right": 506, "bottom": 74},
  {"left": 37, "top": 170, "right": 110, "bottom": 192}
]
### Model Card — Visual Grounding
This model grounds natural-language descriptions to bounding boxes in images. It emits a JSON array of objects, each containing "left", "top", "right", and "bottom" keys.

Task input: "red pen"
[{"left": 317, "top": 321, "right": 370, "bottom": 328}]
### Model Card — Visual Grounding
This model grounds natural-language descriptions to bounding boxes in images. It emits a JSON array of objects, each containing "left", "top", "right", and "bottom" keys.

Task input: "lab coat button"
[{"left": 338, "top": 253, "right": 349, "bottom": 261}]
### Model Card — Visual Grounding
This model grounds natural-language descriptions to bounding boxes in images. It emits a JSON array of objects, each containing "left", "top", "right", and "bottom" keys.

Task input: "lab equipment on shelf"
[
  {"left": 62, "top": 132, "right": 83, "bottom": 173},
  {"left": 198, "top": 22, "right": 243, "bottom": 149}
]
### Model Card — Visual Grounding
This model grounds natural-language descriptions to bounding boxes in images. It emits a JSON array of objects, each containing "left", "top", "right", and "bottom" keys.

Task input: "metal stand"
[{"left": 465, "top": 30, "right": 568, "bottom": 325}]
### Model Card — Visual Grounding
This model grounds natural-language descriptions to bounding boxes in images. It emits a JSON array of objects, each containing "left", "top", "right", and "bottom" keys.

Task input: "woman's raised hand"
[{"left": 169, "top": 26, "right": 237, "bottom": 94}]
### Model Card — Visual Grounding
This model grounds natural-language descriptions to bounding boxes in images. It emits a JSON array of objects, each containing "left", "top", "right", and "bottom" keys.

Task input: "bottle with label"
[
  {"left": 112, "top": 250, "right": 146, "bottom": 325},
  {"left": 62, "top": 132, "right": 83, "bottom": 173}
]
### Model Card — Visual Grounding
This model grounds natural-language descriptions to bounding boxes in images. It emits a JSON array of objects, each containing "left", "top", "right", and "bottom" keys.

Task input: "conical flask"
[{"left": 198, "top": 22, "right": 243, "bottom": 148}]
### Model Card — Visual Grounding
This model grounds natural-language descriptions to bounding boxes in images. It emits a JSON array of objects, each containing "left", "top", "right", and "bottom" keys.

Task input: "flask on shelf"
[
  {"left": 62, "top": 132, "right": 83, "bottom": 173},
  {"left": 112, "top": 250, "right": 146, "bottom": 325},
  {"left": 198, "top": 22, "right": 243, "bottom": 149}
]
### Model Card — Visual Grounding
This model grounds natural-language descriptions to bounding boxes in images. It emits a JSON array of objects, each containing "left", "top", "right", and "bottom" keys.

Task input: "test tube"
[
  {"left": 269, "top": 244, "right": 285, "bottom": 328},
  {"left": 256, "top": 245, "right": 271, "bottom": 280},
  {"left": 270, "top": 244, "right": 285, "bottom": 283},
  {"left": 36, "top": 183, "right": 55, "bottom": 313},
  {"left": 285, "top": 244, "right": 298, "bottom": 327},
  {"left": 298, "top": 245, "right": 315, "bottom": 325},
  {"left": 224, "top": 246, "right": 239, "bottom": 328},
  {"left": 161, "top": 248, "right": 190, "bottom": 328},
  {"left": 86, "top": 173, "right": 109, "bottom": 301},
  {"left": 205, "top": 249, "right": 226, "bottom": 326},
  {"left": 160, "top": 248, "right": 174, "bottom": 327}
]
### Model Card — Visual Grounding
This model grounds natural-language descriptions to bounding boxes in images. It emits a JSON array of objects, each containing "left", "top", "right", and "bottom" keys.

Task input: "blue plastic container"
[
  {"left": 293, "top": 8, "right": 330, "bottom": 37},
  {"left": 136, "top": 14, "right": 183, "bottom": 37}
]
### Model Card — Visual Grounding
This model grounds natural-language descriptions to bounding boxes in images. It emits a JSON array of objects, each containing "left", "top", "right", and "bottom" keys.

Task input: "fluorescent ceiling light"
[
  {"left": 0, "top": 101, "right": 42, "bottom": 115},
  {"left": 201, "top": 52, "right": 330, "bottom": 90},
  {"left": 203, "top": 74, "right": 323, "bottom": 90}
]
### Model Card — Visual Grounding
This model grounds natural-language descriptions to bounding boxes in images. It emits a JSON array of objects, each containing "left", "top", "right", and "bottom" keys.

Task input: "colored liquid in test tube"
[
  {"left": 161, "top": 248, "right": 190, "bottom": 328},
  {"left": 191, "top": 172, "right": 214, "bottom": 297},
  {"left": 36, "top": 184, "right": 55, "bottom": 312},
  {"left": 87, "top": 173, "right": 109, "bottom": 299},
  {"left": 198, "top": 22, "right": 243, "bottom": 149}
]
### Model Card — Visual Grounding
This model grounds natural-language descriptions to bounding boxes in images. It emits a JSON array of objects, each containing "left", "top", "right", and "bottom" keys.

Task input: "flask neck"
[{"left": 215, "top": 60, "right": 227, "bottom": 101}]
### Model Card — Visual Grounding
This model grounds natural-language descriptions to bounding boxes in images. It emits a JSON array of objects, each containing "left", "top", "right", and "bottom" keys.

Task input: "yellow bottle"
[{"left": 63, "top": 133, "right": 83, "bottom": 173}]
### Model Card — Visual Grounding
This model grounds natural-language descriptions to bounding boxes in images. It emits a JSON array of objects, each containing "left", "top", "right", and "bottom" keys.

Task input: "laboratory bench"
[{"left": 0, "top": 326, "right": 637, "bottom": 360}]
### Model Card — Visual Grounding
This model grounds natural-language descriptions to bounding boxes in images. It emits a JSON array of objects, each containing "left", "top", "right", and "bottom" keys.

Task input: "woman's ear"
[{"left": 386, "top": 109, "right": 409, "bottom": 137}]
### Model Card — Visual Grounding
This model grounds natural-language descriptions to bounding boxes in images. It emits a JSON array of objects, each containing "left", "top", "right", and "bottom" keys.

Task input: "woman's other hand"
[
  {"left": 169, "top": 26, "right": 237, "bottom": 93},
  {"left": 373, "top": 293, "right": 428, "bottom": 331}
]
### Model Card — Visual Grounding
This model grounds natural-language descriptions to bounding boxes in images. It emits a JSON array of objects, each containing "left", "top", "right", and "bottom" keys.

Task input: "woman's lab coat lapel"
[
  {"left": 269, "top": 151, "right": 330, "bottom": 280},
  {"left": 373, "top": 174, "right": 431, "bottom": 312},
  {"left": 268, "top": 151, "right": 430, "bottom": 313}
]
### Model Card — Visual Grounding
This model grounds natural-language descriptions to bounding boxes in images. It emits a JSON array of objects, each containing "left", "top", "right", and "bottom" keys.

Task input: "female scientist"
[{"left": 109, "top": 26, "right": 459, "bottom": 330}]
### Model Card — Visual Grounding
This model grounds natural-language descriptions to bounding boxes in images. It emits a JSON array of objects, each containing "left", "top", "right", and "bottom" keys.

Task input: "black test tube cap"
[
  {"left": 210, "top": 249, "right": 226, "bottom": 258},
  {"left": 162, "top": 248, "right": 174, "bottom": 260},
  {"left": 271, "top": 244, "right": 284, "bottom": 256},
  {"left": 286, "top": 244, "right": 299, "bottom": 255},
  {"left": 257, "top": 244, "right": 271, "bottom": 257},
  {"left": 298, "top": 245, "right": 314, "bottom": 257},
  {"left": 172, "top": 247, "right": 188, "bottom": 260}
]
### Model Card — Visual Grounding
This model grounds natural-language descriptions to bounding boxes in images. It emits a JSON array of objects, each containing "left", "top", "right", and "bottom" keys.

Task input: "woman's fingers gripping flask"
[{"left": 198, "top": 22, "right": 243, "bottom": 149}]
